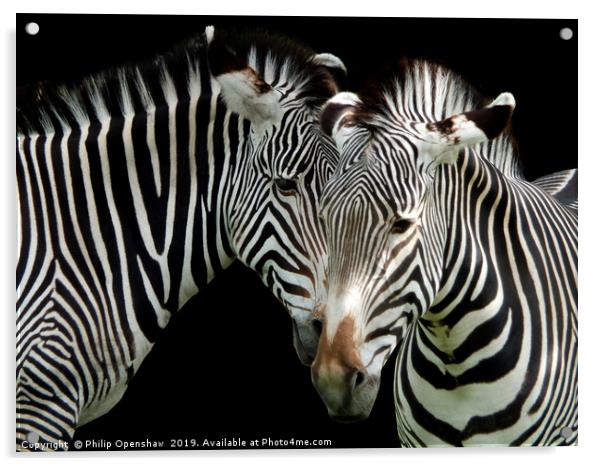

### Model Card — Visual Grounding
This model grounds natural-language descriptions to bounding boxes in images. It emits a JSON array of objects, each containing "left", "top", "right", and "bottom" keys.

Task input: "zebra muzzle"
[{"left": 310, "top": 316, "right": 378, "bottom": 421}]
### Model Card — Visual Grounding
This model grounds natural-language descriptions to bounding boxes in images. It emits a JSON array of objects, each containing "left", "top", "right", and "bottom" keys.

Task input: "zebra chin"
[
  {"left": 326, "top": 381, "right": 380, "bottom": 423},
  {"left": 311, "top": 366, "right": 380, "bottom": 422}
]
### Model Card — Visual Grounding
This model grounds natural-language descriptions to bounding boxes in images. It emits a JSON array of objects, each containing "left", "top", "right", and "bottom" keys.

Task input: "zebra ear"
[
  {"left": 422, "top": 92, "right": 516, "bottom": 164},
  {"left": 308, "top": 53, "right": 347, "bottom": 91},
  {"left": 206, "top": 26, "right": 283, "bottom": 128},
  {"left": 320, "top": 92, "right": 362, "bottom": 149}
]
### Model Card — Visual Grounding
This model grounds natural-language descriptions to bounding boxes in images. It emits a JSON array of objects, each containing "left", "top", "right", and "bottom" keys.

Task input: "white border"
[{"left": 2, "top": 1, "right": 601, "bottom": 465}]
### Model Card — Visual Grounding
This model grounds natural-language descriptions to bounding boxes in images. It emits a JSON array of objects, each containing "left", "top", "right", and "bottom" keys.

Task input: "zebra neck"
[
  {"left": 19, "top": 92, "right": 245, "bottom": 350},
  {"left": 421, "top": 150, "right": 513, "bottom": 362},
  {"left": 109, "top": 89, "right": 245, "bottom": 320}
]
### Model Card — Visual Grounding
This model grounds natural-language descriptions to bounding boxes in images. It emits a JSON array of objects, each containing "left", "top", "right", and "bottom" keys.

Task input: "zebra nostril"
[
  {"left": 311, "top": 318, "right": 323, "bottom": 335},
  {"left": 354, "top": 370, "right": 366, "bottom": 389}
]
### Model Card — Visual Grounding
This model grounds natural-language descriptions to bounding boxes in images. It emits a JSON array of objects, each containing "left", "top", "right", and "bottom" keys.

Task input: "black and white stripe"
[
  {"left": 16, "top": 27, "right": 343, "bottom": 450},
  {"left": 311, "top": 59, "right": 577, "bottom": 446},
  {"left": 533, "top": 169, "right": 578, "bottom": 213}
]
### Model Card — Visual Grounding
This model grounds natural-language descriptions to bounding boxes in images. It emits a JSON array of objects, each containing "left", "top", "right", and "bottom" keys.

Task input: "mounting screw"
[
  {"left": 560, "top": 426, "right": 573, "bottom": 440},
  {"left": 559, "top": 27, "right": 573, "bottom": 40},
  {"left": 25, "top": 22, "right": 40, "bottom": 36}
]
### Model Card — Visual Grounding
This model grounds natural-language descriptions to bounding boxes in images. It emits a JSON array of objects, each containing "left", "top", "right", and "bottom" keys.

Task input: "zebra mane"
[
  {"left": 17, "top": 27, "right": 338, "bottom": 137},
  {"left": 357, "top": 58, "right": 523, "bottom": 178}
]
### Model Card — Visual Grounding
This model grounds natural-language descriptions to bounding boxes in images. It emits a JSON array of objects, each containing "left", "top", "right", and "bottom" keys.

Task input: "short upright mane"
[
  {"left": 16, "top": 31, "right": 210, "bottom": 136},
  {"left": 358, "top": 58, "right": 523, "bottom": 178},
  {"left": 17, "top": 27, "right": 338, "bottom": 137}
]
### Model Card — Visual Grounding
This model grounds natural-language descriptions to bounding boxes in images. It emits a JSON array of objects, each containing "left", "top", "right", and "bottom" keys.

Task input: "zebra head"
[
  {"left": 206, "top": 27, "right": 345, "bottom": 365},
  {"left": 311, "top": 84, "right": 515, "bottom": 420}
]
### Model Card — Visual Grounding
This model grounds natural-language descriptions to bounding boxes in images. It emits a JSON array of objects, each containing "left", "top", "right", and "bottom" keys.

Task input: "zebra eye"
[
  {"left": 274, "top": 178, "right": 298, "bottom": 193},
  {"left": 391, "top": 218, "right": 414, "bottom": 234}
]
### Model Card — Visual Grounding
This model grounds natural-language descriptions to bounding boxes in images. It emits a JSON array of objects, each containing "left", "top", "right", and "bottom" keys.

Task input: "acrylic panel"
[{"left": 16, "top": 14, "right": 577, "bottom": 451}]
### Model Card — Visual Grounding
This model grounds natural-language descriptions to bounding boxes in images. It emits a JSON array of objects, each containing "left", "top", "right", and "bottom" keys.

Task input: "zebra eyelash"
[
  {"left": 391, "top": 218, "right": 415, "bottom": 234},
  {"left": 273, "top": 177, "right": 298, "bottom": 193}
]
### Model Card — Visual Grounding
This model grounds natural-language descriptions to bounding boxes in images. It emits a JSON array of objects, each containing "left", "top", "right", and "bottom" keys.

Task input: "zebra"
[
  {"left": 16, "top": 26, "right": 345, "bottom": 450},
  {"left": 310, "top": 59, "right": 577, "bottom": 446}
]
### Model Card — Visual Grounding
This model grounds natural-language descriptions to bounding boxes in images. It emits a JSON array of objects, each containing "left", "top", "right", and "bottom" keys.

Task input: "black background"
[{"left": 16, "top": 14, "right": 577, "bottom": 449}]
